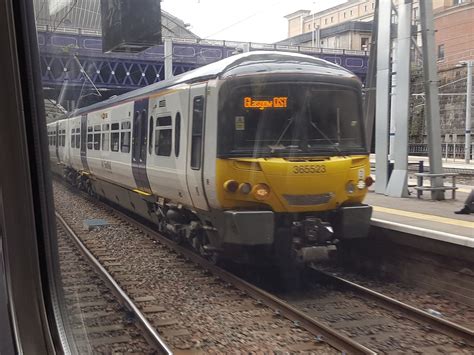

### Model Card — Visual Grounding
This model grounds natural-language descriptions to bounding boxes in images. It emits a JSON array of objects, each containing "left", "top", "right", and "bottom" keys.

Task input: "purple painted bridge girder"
[{"left": 38, "top": 30, "right": 369, "bottom": 91}]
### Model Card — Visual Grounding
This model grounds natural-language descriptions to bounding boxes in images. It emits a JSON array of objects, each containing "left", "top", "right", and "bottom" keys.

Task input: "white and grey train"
[{"left": 48, "top": 51, "right": 372, "bottom": 265}]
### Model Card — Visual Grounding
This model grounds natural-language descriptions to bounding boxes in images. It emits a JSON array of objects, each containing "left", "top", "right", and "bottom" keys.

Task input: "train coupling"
[{"left": 292, "top": 217, "right": 334, "bottom": 245}]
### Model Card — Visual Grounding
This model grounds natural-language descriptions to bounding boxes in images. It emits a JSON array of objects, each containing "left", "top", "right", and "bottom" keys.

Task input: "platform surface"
[{"left": 365, "top": 184, "right": 474, "bottom": 247}]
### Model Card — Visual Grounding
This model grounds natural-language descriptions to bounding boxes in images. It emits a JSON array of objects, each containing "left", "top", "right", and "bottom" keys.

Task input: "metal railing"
[
  {"left": 409, "top": 143, "right": 474, "bottom": 161},
  {"left": 36, "top": 25, "right": 369, "bottom": 57}
]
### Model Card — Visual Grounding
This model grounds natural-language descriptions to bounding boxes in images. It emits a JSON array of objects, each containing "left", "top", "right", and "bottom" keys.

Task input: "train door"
[
  {"left": 80, "top": 114, "right": 89, "bottom": 171},
  {"left": 131, "top": 98, "right": 152, "bottom": 193},
  {"left": 186, "top": 83, "right": 209, "bottom": 211}
]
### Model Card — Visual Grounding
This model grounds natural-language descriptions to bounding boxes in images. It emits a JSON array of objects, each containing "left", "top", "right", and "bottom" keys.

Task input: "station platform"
[{"left": 365, "top": 184, "right": 474, "bottom": 248}]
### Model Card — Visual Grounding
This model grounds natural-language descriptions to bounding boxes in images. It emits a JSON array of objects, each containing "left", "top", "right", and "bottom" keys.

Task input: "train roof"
[{"left": 70, "top": 51, "right": 358, "bottom": 117}]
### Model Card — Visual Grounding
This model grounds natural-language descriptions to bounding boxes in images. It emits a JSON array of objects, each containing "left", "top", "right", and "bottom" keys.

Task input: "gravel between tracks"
[
  {"left": 54, "top": 182, "right": 337, "bottom": 353},
  {"left": 56, "top": 223, "right": 154, "bottom": 353},
  {"left": 280, "top": 283, "right": 473, "bottom": 354},
  {"left": 316, "top": 263, "right": 474, "bottom": 330}
]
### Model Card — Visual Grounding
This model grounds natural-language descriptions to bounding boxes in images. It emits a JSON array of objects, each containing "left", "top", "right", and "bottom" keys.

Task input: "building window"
[
  {"left": 331, "top": 16, "right": 333, "bottom": 22},
  {"left": 364, "top": 5, "right": 367, "bottom": 12},
  {"left": 343, "top": 12, "right": 346, "bottom": 18},
  {"left": 350, "top": 10, "right": 353, "bottom": 16},
  {"left": 372, "top": 3, "right": 375, "bottom": 9},
  {"left": 361, "top": 37, "right": 370, "bottom": 51},
  {"left": 325, "top": 18, "right": 328, "bottom": 24},
  {"left": 437, "top": 44, "right": 445, "bottom": 60}
]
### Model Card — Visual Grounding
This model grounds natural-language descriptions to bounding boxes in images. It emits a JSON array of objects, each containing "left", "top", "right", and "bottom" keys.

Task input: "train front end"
[{"left": 212, "top": 63, "right": 372, "bottom": 264}]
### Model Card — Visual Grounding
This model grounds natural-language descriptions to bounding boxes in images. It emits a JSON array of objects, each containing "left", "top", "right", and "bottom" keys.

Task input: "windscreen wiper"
[
  {"left": 271, "top": 116, "right": 294, "bottom": 149},
  {"left": 308, "top": 121, "right": 342, "bottom": 153}
]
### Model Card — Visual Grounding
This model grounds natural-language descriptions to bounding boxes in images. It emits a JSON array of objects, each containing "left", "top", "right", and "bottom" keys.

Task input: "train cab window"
[
  {"left": 191, "top": 96, "right": 204, "bottom": 169},
  {"left": 111, "top": 123, "right": 120, "bottom": 152},
  {"left": 121, "top": 121, "right": 131, "bottom": 153},
  {"left": 94, "top": 125, "right": 101, "bottom": 150},
  {"left": 102, "top": 124, "right": 110, "bottom": 151},
  {"left": 175, "top": 112, "right": 181, "bottom": 157},
  {"left": 149, "top": 116, "right": 154, "bottom": 154},
  {"left": 155, "top": 116, "right": 172, "bottom": 156}
]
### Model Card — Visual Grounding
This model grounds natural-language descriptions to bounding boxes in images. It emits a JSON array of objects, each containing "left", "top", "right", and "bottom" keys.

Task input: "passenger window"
[
  {"left": 102, "top": 124, "right": 110, "bottom": 151},
  {"left": 75, "top": 128, "right": 80, "bottom": 149},
  {"left": 71, "top": 129, "right": 75, "bottom": 148},
  {"left": 93, "top": 125, "right": 101, "bottom": 150},
  {"left": 121, "top": 121, "right": 131, "bottom": 153},
  {"left": 111, "top": 123, "right": 120, "bottom": 152},
  {"left": 175, "top": 112, "right": 181, "bottom": 157},
  {"left": 154, "top": 116, "right": 172, "bottom": 156},
  {"left": 149, "top": 116, "right": 154, "bottom": 154},
  {"left": 87, "top": 126, "right": 93, "bottom": 150},
  {"left": 191, "top": 96, "right": 204, "bottom": 169}
]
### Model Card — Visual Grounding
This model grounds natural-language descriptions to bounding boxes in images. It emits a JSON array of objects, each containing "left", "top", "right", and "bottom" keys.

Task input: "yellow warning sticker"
[{"left": 235, "top": 116, "right": 245, "bottom": 131}]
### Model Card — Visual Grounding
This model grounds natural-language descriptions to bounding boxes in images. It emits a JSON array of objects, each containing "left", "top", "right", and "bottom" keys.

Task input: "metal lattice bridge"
[{"left": 38, "top": 26, "right": 369, "bottom": 106}]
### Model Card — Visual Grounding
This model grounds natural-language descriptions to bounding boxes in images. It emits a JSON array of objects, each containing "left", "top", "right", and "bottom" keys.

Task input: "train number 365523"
[{"left": 292, "top": 165, "right": 327, "bottom": 174}]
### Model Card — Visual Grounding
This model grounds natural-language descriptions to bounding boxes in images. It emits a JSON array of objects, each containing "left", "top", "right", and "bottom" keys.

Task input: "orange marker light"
[{"left": 252, "top": 183, "right": 271, "bottom": 200}]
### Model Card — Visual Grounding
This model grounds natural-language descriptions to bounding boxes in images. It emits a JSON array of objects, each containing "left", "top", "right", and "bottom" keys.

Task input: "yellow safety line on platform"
[{"left": 373, "top": 206, "right": 474, "bottom": 229}]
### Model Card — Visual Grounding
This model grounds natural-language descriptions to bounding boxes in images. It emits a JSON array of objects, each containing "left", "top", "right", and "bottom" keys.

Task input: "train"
[{"left": 47, "top": 51, "right": 373, "bottom": 267}]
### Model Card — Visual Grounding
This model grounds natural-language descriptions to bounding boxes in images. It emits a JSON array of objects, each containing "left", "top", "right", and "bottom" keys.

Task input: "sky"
[{"left": 161, "top": 0, "right": 347, "bottom": 44}]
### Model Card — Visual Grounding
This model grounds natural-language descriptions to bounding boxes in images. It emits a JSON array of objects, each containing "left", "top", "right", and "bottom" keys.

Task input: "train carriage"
[{"left": 48, "top": 51, "right": 373, "bottom": 266}]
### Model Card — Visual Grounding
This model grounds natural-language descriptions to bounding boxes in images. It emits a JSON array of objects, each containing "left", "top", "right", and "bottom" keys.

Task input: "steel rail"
[
  {"left": 311, "top": 268, "right": 474, "bottom": 346},
  {"left": 104, "top": 205, "right": 376, "bottom": 355},
  {"left": 55, "top": 212, "right": 172, "bottom": 355}
]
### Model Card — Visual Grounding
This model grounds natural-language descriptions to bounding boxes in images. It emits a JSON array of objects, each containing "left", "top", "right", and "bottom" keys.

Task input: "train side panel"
[
  {"left": 86, "top": 102, "right": 136, "bottom": 189},
  {"left": 147, "top": 86, "right": 193, "bottom": 206}
]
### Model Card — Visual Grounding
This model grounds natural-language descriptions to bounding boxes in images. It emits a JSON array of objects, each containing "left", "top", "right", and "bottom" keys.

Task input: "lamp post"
[{"left": 460, "top": 60, "right": 473, "bottom": 163}]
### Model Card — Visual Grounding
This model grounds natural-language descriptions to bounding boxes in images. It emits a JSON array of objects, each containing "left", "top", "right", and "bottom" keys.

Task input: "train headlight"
[
  {"left": 252, "top": 183, "right": 271, "bottom": 200},
  {"left": 224, "top": 180, "right": 239, "bottom": 193},
  {"left": 345, "top": 181, "right": 356, "bottom": 194},
  {"left": 357, "top": 180, "right": 366, "bottom": 190},
  {"left": 239, "top": 182, "right": 252, "bottom": 194}
]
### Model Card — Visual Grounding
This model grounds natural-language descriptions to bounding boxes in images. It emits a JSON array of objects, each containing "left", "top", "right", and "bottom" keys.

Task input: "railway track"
[
  {"left": 54, "top": 179, "right": 474, "bottom": 353},
  {"left": 279, "top": 267, "right": 474, "bottom": 354},
  {"left": 53, "top": 181, "right": 361, "bottom": 353},
  {"left": 55, "top": 221, "right": 170, "bottom": 354}
]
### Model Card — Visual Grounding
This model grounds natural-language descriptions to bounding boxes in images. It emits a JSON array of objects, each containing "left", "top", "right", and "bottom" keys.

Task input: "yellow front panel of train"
[{"left": 216, "top": 156, "right": 370, "bottom": 213}]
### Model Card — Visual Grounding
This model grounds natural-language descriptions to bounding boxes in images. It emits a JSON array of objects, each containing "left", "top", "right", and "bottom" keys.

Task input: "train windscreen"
[{"left": 218, "top": 82, "right": 366, "bottom": 157}]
